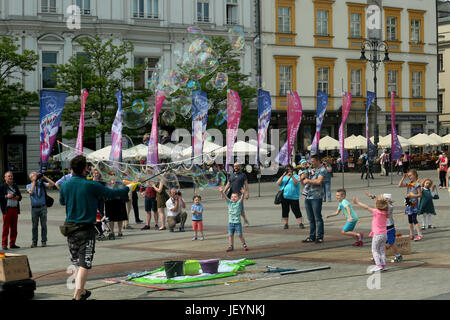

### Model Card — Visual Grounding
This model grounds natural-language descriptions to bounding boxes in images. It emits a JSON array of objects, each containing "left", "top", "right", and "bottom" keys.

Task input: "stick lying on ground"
[{"left": 279, "top": 266, "right": 331, "bottom": 275}]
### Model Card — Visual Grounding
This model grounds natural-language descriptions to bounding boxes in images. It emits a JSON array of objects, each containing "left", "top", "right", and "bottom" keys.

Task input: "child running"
[
  {"left": 398, "top": 169, "right": 423, "bottom": 241},
  {"left": 418, "top": 178, "right": 438, "bottom": 230},
  {"left": 191, "top": 195, "right": 205, "bottom": 241},
  {"left": 219, "top": 186, "right": 248, "bottom": 252},
  {"left": 325, "top": 189, "right": 363, "bottom": 246},
  {"left": 353, "top": 195, "right": 388, "bottom": 272},
  {"left": 366, "top": 192, "right": 402, "bottom": 263}
]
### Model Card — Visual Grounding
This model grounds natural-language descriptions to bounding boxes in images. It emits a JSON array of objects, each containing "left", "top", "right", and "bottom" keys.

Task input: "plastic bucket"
[
  {"left": 164, "top": 260, "right": 185, "bottom": 278},
  {"left": 184, "top": 260, "right": 201, "bottom": 275},
  {"left": 199, "top": 259, "right": 220, "bottom": 274}
]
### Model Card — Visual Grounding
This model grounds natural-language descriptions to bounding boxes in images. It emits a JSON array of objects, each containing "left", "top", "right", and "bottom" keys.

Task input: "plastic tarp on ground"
[{"left": 129, "top": 258, "right": 256, "bottom": 284}]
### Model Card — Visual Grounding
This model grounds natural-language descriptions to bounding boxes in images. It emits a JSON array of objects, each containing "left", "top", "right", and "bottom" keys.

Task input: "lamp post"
[{"left": 360, "top": 39, "right": 390, "bottom": 149}]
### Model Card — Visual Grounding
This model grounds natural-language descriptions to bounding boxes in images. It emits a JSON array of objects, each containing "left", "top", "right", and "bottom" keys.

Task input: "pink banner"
[
  {"left": 339, "top": 92, "right": 351, "bottom": 163},
  {"left": 226, "top": 90, "right": 242, "bottom": 171},
  {"left": 391, "top": 92, "right": 403, "bottom": 161},
  {"left": 75, "top": 89, "right": 88, "bottom": 155},
  {"left": 146, "top": 90, "right": 165, "bottom": 165},
  {"left": 276, "top": 91, "right": 303, "bottom": 165}
]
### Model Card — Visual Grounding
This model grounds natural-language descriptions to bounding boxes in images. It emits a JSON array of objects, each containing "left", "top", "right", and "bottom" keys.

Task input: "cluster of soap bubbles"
[{"left": 119, "top": 26, "right": 246, "bottom": 130}]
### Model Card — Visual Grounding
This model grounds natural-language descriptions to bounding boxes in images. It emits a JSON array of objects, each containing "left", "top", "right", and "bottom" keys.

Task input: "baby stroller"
[{"left": 95, "top": 211, "right": 111, "bottom": 241}]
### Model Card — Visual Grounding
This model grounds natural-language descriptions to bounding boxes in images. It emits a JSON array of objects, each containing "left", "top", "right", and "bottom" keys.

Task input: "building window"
[
  {"left": 350, "top": 69, "right": 361, "bottom": 97},
  {"left": 279, "top": 65, "right": 292, "bottom": 96},
  {"left": 76, "top": 0, "right": 91, "bottom": 15},
  {"left": 350, "top": 13, "right": 361, "bottom": 38},
  {"left": 439, "top": 53, "right": 444, "bottom": 72},
  {"left": 41, "top": 0, "right": 56, "bottom": 13},
  {"left": 410, "top": 19, "right": 420, "bottom": 43},
  {"left": 386, "top": 17, "right": 397, "bottom": 41},
  {"left": 134, "top": 57, "right": 159, "bottom": 90},
  {"left": 387, "top": 70, "right": 398, "bottom": 97},
  {"left": 226, "top": 0, "right": 238, "bottom": 25},
  {"left": 83, "top": 127, "right": 97, "bottom": 151},
  {"left": 412, "top": 71, "right": 422, "bottom": 98},
  {"left": 317, "top": 67, "right": 329, "bottom": 95},
  {"left": 316, "top": 10, "right": 328, "bottom": 36},
  {"left": 197, "top": 0, "right": 210, "bottom": 22},
  {"left": 411, "top": 123, "right": 424, "bottom": 136},
  {"left": 278, "top": 7, "right": 291, "bottom": 33},
  {"left": 438, "top": 93, "right": 443, "bottom": 114},
  {"left": 42, "top": 52, "right": 57, "bottom": 89},
  {"left": 133, "top": 0, "right": 159, "bottom": 19}
]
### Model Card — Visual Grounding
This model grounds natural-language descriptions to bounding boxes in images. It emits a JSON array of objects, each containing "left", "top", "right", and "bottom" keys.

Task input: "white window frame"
[
  {"left": 42, "top": 51, "right": 58, "bottom": 89},
  {"left": 133, "top": 0, "right": 159, "bottom": 19},
  {"left": 76, "top": 0, "right": 91, "bottom": 15},
  {"left": 387, "top": 70, "right": 398, "bottom": 97},
  {"left": 350, "top": 13, "right": 361, "bottom": 38},
  {"left": 412, "top": 71, "right": 422, "bottom": 98},
  {"left": 134, "top": 57, "right": 160, "bottom": 90},
  {"left": 197, "top": 0, "right": 210, "bottom": 23},
  {"left": 226, "top": 0, "right": 238, "bottom": 25},
  {"left": 350, "top": 69, "right": 361, "bottom": 97},
  {"left": 411, "top": 19, "right": 420, "bottom": 43},
  {"left": 317, "top": 67, "right": 329, "bottom": 95},
  {"left": 278, "top": 7, "right": 291, "bottom": 33},
  {"left": 41, "top": 0, "right": 57, "bottom": 13},
  {"left": 317, "top": 10, "right": 328, "bottom": 36},
  {"left": 386, "top": 17, "right": 397, "bottom": 41},
  {"left": 279, "top": 65, "right": 292, "bottom": 97}
]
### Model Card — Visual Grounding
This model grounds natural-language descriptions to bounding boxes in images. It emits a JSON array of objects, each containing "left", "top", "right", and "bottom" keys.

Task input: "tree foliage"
[
  {"left": 53, "top": 35, "right": 151, "bottom": 147},
  {"left": 0, "top": 36, "right": 39, "bottom": 136}
]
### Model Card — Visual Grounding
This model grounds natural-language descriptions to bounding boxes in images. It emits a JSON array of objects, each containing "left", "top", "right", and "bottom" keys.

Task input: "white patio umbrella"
[
  {"left": 87, "top": 146, "right": 113, "bottom": 161},
  {"left": 345, "top": 135, "right": 368, "bottom": 149},
  {"left": 377, "top": 134, "right": 412, "bottom": 148},
  {"left": 122, "top": 143, "right": 172, "bottom": 160},
  {"left": 307, "top": 135, "right": 340, "bottom": 151},
  {"left": 429, "top": 133, "right": 445, "bottom": 145},
  {"left": 442, "top": 133, "right": 450, "bottom": 145},
  {"left": 216, "top": 140, "right": 267, "bottom": 155},
  {"left": 408, "top": 133, "right": 442, "bottom": 147},
  {"left": 52, "top": 147, "right": 94, "bottom": 161},
  {"left": 179, "top": 140, "right": 225, "bottom": 158}
]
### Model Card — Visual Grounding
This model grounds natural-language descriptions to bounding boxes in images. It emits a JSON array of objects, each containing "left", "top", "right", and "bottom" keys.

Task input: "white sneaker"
[
  {"left": 200, "top": 236, "right": 205, "bottom": 241},
  {"left": 192, "top": 237, "right": 198, "bottom": 241},
  {"left": 369, "top": 265, "right": 383, "bottom": 273}
]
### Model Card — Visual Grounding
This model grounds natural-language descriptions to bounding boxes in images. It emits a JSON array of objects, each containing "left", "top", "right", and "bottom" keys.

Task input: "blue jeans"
[
  {"left": 322, "top": 181, "right": 331, "bottom": 201},
  {"left": 304, "top": 199, "right": 324, "bottom": 240}
]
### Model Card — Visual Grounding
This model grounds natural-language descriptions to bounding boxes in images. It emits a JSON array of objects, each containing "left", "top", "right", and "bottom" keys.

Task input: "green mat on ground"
[{"left": 129, "top": 258, "right": 256, "bottom": 284}]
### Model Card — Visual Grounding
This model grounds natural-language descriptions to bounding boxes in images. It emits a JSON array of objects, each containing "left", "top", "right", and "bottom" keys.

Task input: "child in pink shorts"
[{"left": 191, "top": 195, "right": 204, "bottom": 241}]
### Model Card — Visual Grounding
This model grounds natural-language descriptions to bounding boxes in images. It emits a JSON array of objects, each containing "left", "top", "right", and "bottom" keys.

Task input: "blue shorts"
[
  {"left": 342, "top": 220, "right": 357, "bottom": 232},
  {"left": 145, "top": 197, "right": 157, "bottom": 212},
  {"left": 405, "top": 206, "right": 418, "bottom": 215},
  {"left": 386, "top": 227, "right": 396, "bottom": 245},
  {"left": 228, "top": 223, "right": 243, "bottom": 236}
]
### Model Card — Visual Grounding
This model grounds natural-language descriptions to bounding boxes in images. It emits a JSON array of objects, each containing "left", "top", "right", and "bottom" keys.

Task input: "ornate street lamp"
[{"left": 360, "top": 39, "right": 390, "bottom": 149}]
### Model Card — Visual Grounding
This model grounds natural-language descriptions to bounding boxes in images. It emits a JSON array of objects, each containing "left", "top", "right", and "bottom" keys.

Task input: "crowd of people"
[{"left": 0, "top": 150, "right": 444, "bottom": 299}]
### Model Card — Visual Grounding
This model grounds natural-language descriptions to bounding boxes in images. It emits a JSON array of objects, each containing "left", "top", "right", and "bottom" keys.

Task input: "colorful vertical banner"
[
  {"left": 39, "top": 90, "right": 67, "bottom": 172},
  {"left": 390, "top": 92, "right": 403, "bottom": 161},
  {"left": 366, "top": 91, "right": 377, "bottom": 160},
  {"left": 226, "top": 89, "right": 242, "bottom": 171},
  {"left": 256, "top": 89, "right": 272, "bottom": 167},
  {"left": 339, "top": 92, "right": 352, "bottom": 164},
  {"left": 275, "top": 91, "right": 303, "bottom": 166},
  {"left": 109, "top": 90, "right": 124, "bottom": 164},
  {"left": 192, "top": 91, "right": 209, "bottom": 164},
  {"left": 146, "top": 90, "right": 166, "bottom": 165},
  {"left": 75, "top": 89, "right": 89, "bottom": 155},
  {"left": 310, "top": 90, "right": 328, "bottom": 155}
]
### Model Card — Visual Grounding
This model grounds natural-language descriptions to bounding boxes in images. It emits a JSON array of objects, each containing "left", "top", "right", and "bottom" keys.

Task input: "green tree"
[
  {"left": 53, "top": 35, "right": 151, "bottom": 148},
  {"left": 169, "top": 36, "right": 257, "bottom": 134},
  {"left": 0, "top": 36, "right": 39, "bottom": 136}
]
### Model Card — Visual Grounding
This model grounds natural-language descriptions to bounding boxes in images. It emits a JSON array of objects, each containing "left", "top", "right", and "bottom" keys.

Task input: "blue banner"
[
  {"left": 192, "top": 90, "right": 209, "bottom": 163},
  {"left": 39, "top": 90, "right": 67, "bottom": 172},
  {"left": 257, "top": 89, "right": 272, "bottom": 167},
  {"left": 311, "top": 90, "right": 328, "bottom": 155},
  {"left": 109, "top": 90, "right": 123, "bottom": 164},
  {"left": 365, "top": 91, "right": 377, "bottom": 161}
]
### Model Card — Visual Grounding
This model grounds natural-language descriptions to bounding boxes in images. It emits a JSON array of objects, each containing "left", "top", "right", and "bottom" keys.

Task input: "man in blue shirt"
[
  {"left": 26, "top": 172, "right": 56, "bottom": 248},
  {"left": 301, "top": 155, "right": 327, "bottom": 243}
]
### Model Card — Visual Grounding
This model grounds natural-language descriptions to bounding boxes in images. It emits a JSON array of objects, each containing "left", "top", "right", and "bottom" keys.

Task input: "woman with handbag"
[
  {"left": 276, "top": 165, "right": 304, "bottom": 230},
  {"left": 154, "top": 179, "right": 169, "bottom": 230}
]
